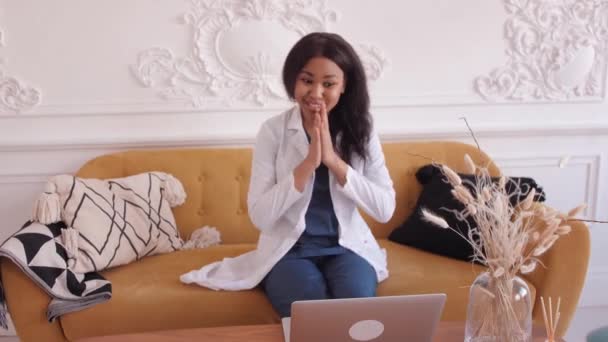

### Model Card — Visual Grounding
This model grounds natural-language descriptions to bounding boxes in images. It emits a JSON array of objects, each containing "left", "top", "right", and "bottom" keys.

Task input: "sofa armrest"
[
  {"left": 0, "top": 259, "right": 66, "bottom": 342},
  {"left": 523, "top": 214, "right": 590, "bottom": 337}
]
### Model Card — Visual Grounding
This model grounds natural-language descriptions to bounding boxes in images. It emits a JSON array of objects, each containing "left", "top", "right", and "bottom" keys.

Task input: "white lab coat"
[{"left": 180, "top": 106, "right": 396, "bottom": 290}]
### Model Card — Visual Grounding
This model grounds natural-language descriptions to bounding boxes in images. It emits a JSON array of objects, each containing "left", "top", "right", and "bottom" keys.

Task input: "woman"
[{"left": 181, "top": 32, "right": 395, "bottom": 318}]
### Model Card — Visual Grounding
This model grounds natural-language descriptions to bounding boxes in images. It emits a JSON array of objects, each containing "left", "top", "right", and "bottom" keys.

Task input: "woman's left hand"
[
  {"left": 318, "top": 102, "right": 338, "bottom": 168},
  {"left": 317, "top": 102, "right": 348, "bottom": 185}
]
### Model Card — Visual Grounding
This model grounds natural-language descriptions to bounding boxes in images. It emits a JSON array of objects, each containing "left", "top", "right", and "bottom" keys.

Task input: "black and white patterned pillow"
[{"left": 36, "top": 172, "right": 185, "bottom": 273}]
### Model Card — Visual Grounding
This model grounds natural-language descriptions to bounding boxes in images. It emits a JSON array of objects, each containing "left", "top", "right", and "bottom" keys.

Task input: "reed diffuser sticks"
[{"left": 541, "top": 296, "right": 561, "bottom": 342}]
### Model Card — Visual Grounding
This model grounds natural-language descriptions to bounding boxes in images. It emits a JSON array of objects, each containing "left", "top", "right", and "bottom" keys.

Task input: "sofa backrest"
[{"left": 75, "top": 141, "right": 498, "bottom": 243}]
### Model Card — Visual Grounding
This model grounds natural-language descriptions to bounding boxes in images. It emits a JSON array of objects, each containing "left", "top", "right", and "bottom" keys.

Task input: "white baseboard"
[{"left": 578, "top": 268, "right": 608, "bottom": 307}]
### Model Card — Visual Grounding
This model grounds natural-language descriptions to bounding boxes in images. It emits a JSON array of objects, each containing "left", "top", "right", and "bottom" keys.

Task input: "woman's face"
[{"left": 294, "top": 57, "right": 345, "bottom": 121}]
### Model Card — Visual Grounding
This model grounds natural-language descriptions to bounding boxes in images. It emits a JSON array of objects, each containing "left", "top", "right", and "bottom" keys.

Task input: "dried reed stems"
[
  {"left": 421, "top": 154, "right": 585, "bottom": 341},
  {"left": 541, "top": 296, "right": 561, "bottom": 342},
  {"left": 421, "top": 155, "right": 583, "bottom": 281}
]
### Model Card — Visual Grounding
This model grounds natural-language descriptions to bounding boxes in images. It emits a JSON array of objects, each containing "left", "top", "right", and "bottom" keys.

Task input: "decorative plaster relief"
[
  {"left": 475, "top": 0, "right": 608, "bottom": 102},
  {"left": 0, "top": 28, "right": 41, "bottom": 115},
  {"left": 133, "top": 0, "right": 388, "bottom": 108},
  {"left": 357, "top": 43, "right": 389, "bottom": 82}
]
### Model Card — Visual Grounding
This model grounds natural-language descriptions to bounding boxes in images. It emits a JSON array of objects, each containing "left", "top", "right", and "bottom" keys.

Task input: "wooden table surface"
[{"left": 80, "top": 321, "right": 563, "bottom": 341}]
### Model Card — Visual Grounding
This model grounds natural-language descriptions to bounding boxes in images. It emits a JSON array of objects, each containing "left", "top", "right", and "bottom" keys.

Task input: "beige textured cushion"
[{"left": 49, "top": 172, "right": 184, "bottom": 273}]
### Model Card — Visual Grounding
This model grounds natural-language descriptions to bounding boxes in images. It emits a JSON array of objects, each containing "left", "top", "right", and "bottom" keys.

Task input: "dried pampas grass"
[
  {"left": 423, "top": 153, "right": 585, "bottom": 282},
  {"left": 419, "top": 117, "right": 603, "bottom": 341},
  {"left": 422, "top": 153, "right": 585, "bottom": 341},
  {"left": 421, "top": 209, "right": 450, "bottom": 229}
]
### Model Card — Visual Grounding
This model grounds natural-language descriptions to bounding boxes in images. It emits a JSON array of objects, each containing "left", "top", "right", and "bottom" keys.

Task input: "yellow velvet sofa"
[{"left": 1, "top": 141, "right": 590, "bottom": 341}]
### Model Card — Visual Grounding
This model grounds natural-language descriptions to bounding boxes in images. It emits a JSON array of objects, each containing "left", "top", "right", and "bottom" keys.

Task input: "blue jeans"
[{"left": 262, "top": 250, "right": 377, "bottom": 317}]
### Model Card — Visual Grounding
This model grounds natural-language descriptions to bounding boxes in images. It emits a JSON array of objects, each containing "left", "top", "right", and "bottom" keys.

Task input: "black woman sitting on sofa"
[{"left": 180, "top": 32, "right": 396, "bottom": 318}]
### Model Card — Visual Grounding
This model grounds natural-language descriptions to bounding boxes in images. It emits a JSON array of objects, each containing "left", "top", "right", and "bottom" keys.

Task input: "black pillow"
[{"left": 388, "top": 164, "right": 546, "bottom": 262}]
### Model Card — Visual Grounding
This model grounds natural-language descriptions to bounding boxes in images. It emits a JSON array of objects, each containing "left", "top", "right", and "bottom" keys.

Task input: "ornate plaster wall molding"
[
  {"left": 0, "top": 28, "right": 41, "bottom": 115},
  {"left": 357, "top": 43, "right": 389, "bottom": 81},
  {"left": 475, "top": 0, "right": 608, "bottom": 102},
  {"left": 132, "top": 0, "right": 389, "bottom": 108}
]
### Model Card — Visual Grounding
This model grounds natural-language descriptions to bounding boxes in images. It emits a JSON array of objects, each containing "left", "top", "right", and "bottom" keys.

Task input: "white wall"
[{"left": 1, "top": 0, "right": 607, "bottom": 333}]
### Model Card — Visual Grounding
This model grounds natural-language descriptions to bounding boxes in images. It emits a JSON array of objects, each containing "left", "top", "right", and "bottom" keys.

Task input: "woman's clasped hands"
[{"left": 305, "top": 101, "right": 339, "bottom": 170}]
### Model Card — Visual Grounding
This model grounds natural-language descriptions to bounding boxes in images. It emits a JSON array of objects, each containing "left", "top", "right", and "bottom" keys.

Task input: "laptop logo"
[{"left": 348, "top": 320, "right": 385, "bottom": 341}]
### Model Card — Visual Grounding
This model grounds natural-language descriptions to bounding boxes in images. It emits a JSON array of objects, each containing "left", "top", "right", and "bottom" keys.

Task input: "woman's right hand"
[{"left": 306, "top": 112, "right": 322, "bottom": 168}]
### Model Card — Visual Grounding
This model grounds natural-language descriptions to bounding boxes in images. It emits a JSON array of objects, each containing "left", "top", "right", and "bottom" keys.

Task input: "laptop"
[{"left": 281, "top": 293, "right": 446, "bottom": 342}]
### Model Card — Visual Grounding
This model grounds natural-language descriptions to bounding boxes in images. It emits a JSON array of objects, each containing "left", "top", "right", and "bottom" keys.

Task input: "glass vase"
[{"left": 464, "top": 271, "right": 532, "bottom": 342}]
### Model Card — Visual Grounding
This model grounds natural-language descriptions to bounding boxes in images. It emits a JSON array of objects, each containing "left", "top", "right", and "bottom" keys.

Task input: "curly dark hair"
[{"left": 282, "top": 32, "right": 372, "bottom": 165}]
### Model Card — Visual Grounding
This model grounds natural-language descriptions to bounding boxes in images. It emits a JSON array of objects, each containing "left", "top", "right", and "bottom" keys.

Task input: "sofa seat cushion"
[
  {"left": 377, "top": 240, "right": 536, "bottom": 320},
  {"left": 60, "top": 244, "right": 278, "bottom": 341},
  {"left": 60, "top": 240, "right": 537, "bottom": 340}
]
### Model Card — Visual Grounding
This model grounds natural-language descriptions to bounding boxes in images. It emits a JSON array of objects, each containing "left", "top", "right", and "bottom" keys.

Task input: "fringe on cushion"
[
  {"left": 61, "top": 227, "right": 79, "bottom": 269},
  {"left": 32, "top": 181, "right": 61, "bottom": 224},
  {"left": 163, "top": 174, "right": 187, "bottom": 207},
  {"left": 180, "top": 226, "right": 221, "bottom": 250}
]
